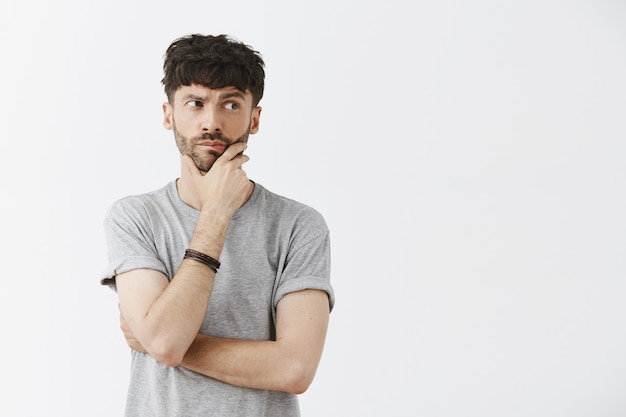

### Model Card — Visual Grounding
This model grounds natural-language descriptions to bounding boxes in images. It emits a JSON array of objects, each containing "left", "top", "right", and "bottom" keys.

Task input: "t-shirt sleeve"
[
  {"left": 273, "top": 212, "right": 335, "bottom": 312},
  {"left": 99, "top": 198, "right": 168, "bottom": 289}
]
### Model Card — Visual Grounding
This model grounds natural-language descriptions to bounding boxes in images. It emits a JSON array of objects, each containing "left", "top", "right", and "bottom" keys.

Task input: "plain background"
[{"left": 1, "top": 0, "right": 625, "bottom": 416}]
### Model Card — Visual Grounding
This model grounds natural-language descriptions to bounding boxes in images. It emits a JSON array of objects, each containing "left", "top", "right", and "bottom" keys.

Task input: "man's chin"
[
  {"left": 191, "top": 153, "right": 218, "bottom": 173},
  {"left": 195, "top": 163, "right": 211, "bottom": 173}
]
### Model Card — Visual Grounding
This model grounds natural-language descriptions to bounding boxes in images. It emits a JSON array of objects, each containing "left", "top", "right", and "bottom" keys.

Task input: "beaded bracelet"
[{"left": 184, "top": 249, "right": 221, "bottom": 273}]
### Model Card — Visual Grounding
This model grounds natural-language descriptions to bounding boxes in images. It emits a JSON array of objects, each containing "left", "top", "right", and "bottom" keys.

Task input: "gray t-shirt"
[{"left": 101, "top": 180, "right": 334, "bottom": 417}]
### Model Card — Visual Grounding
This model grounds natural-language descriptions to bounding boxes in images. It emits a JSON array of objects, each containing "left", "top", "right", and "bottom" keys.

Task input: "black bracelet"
[{"left": 184, "top": 249, "right": 221, "bottom": 273}]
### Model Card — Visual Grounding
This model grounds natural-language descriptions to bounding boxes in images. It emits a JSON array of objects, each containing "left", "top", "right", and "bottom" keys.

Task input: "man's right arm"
[
  {"left": 115, "top": 143, "right": 251, "bottom": 367},
  {"left": 116, "top": 206, "right": 231, "bottom": 367}
]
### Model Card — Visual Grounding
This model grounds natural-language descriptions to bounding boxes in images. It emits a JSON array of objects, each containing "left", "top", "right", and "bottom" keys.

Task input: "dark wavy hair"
[{"left": 162, "top": 34, "right": 265, "bottom": 107}]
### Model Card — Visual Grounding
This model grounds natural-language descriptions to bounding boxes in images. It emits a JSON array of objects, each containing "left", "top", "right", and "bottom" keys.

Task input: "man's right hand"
[{"left": 182, "top": 142, "right": 252, "bottom": 215}]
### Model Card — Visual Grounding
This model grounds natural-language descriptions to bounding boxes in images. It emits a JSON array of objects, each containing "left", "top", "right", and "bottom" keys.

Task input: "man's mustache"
[{"left": 197, "top": 132, "right": 229, "bottom": 143}]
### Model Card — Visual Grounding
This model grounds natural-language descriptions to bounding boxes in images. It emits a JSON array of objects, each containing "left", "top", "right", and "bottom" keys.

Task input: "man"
[{"left": 100, "top": 33, "right": 334, "bottom": 417}]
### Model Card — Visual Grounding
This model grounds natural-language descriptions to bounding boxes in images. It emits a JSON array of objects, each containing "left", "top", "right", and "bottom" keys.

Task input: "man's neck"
[{"left": 176, "top": 175, "right": 202, "bottom": 211}]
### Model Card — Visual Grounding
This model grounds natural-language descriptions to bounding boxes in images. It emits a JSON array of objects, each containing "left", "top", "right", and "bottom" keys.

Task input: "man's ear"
[
  {"left": 163, "top": 102, "right": 173, "bottom": 130},
  {"left": 249, "top": 106, "right": 262, "bottom": 134}
]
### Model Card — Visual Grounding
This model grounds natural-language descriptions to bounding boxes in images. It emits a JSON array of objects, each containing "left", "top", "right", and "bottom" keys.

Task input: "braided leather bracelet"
[{"left": 184, "top": 249, "right": 221, "bottom": 273}]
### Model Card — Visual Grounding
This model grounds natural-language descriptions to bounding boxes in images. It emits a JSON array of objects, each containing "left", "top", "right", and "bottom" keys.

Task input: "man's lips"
[{"left": 197, "top": 141, "right": 227, "bottom": 153}]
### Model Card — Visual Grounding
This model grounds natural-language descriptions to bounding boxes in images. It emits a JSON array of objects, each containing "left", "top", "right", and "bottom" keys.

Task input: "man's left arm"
[
  {"left": 121, "top": 288, "right": 330, "bottom": 394},
  {"left": 187, "top": 289, "right": 330, "bottom": 393}
]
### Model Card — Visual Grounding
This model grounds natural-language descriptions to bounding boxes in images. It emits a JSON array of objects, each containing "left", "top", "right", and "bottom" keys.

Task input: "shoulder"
[
  {"left": 255, "top": 183, "right": 327, "bottom": 225},
  {"left": 104, "top": 182, "right": 174, "bottom": 224},
  {"left": 251, "top": 183, "right": 329, "bottom": 241}
]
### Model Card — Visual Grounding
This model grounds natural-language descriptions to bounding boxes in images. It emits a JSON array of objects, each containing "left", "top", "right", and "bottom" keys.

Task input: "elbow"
[
  {"left": 282, "top": 361, "right": 317, "bottom": 395},
  {"left": 286, "top": 381, "right": 311, "bottom": 396},
  {"left": 154, "top": 352, "right": 184, "bottom": 368},
  {"left": 147, "top": 339, "right": 187, "bottom": 368}
]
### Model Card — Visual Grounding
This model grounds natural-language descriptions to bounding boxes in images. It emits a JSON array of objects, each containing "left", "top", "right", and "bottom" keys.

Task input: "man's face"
[{"left": 163, "top": 84, "right": 261, "bottom": 172}]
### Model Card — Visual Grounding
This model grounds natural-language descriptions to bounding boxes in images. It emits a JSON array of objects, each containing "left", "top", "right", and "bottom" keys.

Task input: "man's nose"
[{"left": 201, "top": 107, "right": 223, "bottom": 132}]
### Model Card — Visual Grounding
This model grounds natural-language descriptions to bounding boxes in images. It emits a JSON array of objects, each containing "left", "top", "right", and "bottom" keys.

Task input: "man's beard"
[{"left": 173, "top": 122, "right": 250, "bottom": 173}]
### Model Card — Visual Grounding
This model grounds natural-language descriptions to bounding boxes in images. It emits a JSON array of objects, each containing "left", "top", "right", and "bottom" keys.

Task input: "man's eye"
[
  {"left": 224, "top": 102, "right": 239, "bottom": 110},
  {"left": 188, "top": 101, "right": 203, "bottom": 108}
]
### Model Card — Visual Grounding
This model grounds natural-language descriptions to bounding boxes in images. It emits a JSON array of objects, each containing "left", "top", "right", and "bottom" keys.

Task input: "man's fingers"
[
  {"left": 231, "top": 153, "right": 250, "bottom": 169},
  {"left": 220, "top": 142, "right": 248, "bottom": 161}
]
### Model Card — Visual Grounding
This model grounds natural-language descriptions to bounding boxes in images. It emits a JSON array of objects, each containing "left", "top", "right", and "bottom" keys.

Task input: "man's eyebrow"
[
  {"left": 219, "top": 90, "right": 247, "bottom": 101},
  {"left": 180, "top": 90, "right": 248, "bottom": 102},
  {"left": 181, "top": 94, "right": 207, "bottom": 102}
]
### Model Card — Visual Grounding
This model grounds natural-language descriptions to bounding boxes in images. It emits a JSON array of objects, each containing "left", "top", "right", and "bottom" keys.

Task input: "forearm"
[
  {"left": 181, "top": 335, "right": 317, "bottom": 394},
  {"left": 179, "top": 290, "right": 330, "bottom": 394},
  {"left": 137, "top": 263, "right": 212, "bottom": 365}
]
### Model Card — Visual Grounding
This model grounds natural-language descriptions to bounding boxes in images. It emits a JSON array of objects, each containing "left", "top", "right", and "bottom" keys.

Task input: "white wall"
[{"left": 1, "top": 1, "right": 625, "bottom": 416}]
